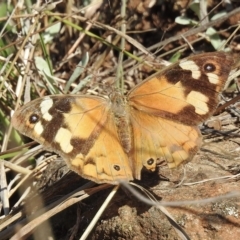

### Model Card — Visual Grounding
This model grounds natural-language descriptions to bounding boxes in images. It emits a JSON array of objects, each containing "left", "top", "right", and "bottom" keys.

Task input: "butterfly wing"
[
  {"left": 127, "top": 52, "right": 233, "bottom": 173},
  {"left": 12, "top": 95, "right": 133, "bottom": 184},
  {"left": 129, "top": 109, "right": 201, "bottom": 179},
  {"left": 128, "top": 52, "right": 233, "bottom": 125}
]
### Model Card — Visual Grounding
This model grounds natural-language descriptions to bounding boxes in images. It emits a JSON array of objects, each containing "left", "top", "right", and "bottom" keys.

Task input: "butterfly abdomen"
[
  {"left": 115, "top": 115, "right": 132, "bottom": 154},
  {"left": 110, "top": 91, "right": 133, "bottom": 154}
]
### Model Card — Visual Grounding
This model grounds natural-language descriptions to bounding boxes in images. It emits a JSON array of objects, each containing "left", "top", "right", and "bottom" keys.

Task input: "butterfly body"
[{"left": 12, "top": 52, "right": 234, "bottom": 184}]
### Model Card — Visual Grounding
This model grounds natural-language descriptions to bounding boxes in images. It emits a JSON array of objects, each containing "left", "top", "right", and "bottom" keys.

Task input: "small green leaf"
[
  {"left": 169, "top": 52, "right": 182, "bottom": 63},
  {"left": 175, "top": 16, "right": 198, "bottom": 25},
  {"left": 35, "top": 56, "right": 52, "bottom": 77},
  {"left": 43, "top": 22, "right": 62, "bottom": 44},
  {"left": 189, "top": 0, "right": 200, "bottom": 17},
  {"left": 0, "top": 3, "right": 8, "bottom": 18},
  {"left": 64, "top": 52, "right": 90, "bottom": 93},
  {"left": 211, "top": 11, "right": 227, "bottom": 21},
  {"left": 206, "top": 27, "right": 223, "bottom": 50},
  {"left": 34, "top": 56, "right": 60, "bottom": 94}
]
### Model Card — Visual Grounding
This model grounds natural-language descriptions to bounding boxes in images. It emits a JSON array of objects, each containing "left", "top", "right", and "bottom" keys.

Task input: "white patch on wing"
[
  {"left": 34, "top": 121, "right": 44, "bottom": 135},
  {"left": 206, "top": 72, "right": 219, "bottom": 84},
  {"left": 186, "top": 91, "right": 209, "bottom": 115},
  {"left": 179, "top": 60, "right": 201, "bottom": 80},
  {"left": 55, "top": 127, "right": 73, "bottom": 153},
  {"left": 40, "top": 98, "right": 54, "bottom": 121}
]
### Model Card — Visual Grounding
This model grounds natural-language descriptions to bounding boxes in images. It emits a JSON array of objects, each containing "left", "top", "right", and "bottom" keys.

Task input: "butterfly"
[{"left": 12, "top": 52, "right": 234, "bottom": 184}]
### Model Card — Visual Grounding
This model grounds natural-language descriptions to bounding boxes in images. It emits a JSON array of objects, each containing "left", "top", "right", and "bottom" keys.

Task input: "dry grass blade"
[
  {"left": 2, "top": 160, "right": 31, "bottom": 175},
  {"left": 0, "top": 161, "right": 9, "bottom": 216},
  {"left": 2, "top": 184, "right": 111, "bottom": 240},
  {"left": 80, "top": 185, "right": 120, "bottom": 240},
  {"left": 121, "top": 181, "right": 240, "bottom": 207}
]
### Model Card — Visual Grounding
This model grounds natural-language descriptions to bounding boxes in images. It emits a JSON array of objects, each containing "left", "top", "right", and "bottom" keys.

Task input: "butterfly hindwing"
[{"left": 129, "top": 109, "right": 201, "bottom": 179}]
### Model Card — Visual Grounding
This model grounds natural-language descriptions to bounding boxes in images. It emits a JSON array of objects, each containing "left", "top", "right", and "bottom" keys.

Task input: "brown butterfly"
[{"left": 12, "top": 52, "right": 233, "bottom": 184}]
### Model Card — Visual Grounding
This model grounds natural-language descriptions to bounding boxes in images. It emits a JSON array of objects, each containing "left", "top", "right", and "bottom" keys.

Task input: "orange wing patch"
[{"left": 70, "top": 114, "right": 133, "bottom": 184}]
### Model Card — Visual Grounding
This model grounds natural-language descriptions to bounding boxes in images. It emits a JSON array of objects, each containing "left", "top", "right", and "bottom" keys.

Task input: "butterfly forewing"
[{"left": 128, "top": 52, "right": 234, "bottom": 125}]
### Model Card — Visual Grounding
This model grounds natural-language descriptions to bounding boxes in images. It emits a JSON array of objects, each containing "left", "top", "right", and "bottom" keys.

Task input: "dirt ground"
[
  {"left": 34, "top": 135, "right": 240, "bottom": 240},
  {"left": 91, "top": 140, "right": 240, "bottom": 240}
]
